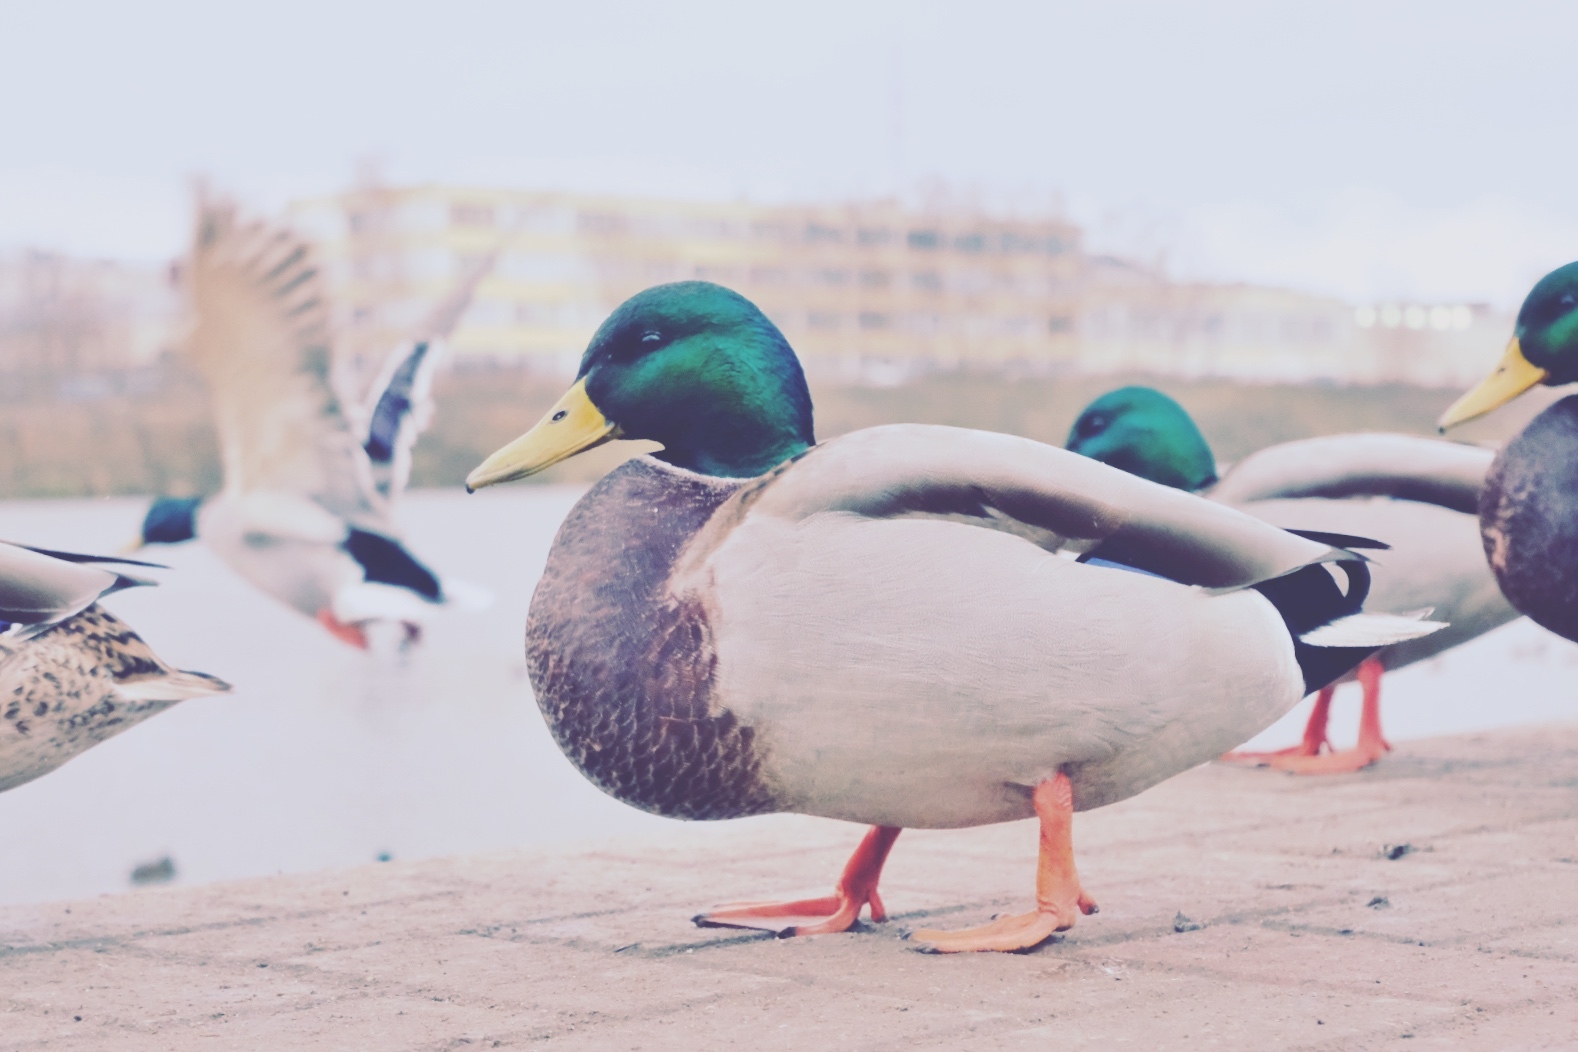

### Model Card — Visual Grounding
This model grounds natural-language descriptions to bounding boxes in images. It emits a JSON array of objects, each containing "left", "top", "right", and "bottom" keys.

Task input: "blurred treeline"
[{"left": 0, "top": 364, "right": 1527, "bottom": 500}]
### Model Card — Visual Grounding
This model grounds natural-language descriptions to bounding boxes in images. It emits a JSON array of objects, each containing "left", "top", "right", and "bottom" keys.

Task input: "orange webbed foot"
[
  {"left": 910, "top": 893, "right": 1098, "bottom": 954},
  {"left": 1224, "top": 657, "right": 1392, "bottom": 776},
  {"left": 1263, "top": 739, "right": 1392, "bottom": 775},
  {"left": 316, "top": 608, "right": 369, "bottom": 649},
  {"left": 1220, "top": 683, "right": 1334, "bottom": 766},
  {"left": 693, "top": 825, "right": 899, "bottom": 937},
  {"left": 1218, "top": 740, "right": 1326, "bottom": 766},
  {"left": 908, "top": 773, "right": 1097, "bottom": 954},
  {"left": 693, "top": 890, "right": 879, "bottom": 937}
]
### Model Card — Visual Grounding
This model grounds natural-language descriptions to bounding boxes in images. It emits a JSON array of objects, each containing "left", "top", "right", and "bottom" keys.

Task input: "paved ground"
[{"left": 4, "top": 724, "right": 1578, "bottom": 1050}]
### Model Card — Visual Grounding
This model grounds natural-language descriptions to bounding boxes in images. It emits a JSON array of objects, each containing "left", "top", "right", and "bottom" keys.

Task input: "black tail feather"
[
  {"left": 1253, "top": 558, "right": 1378, "bottom": 695},
  {"left": 1283, "top": 528, "right": 1390, "bottom": 552},
  {"left": 342, "top": 529, "right": 442, "bottom": 601}
]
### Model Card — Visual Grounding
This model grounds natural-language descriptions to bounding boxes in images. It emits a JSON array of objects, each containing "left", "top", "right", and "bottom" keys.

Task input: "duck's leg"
[
  {"left": 693, "top": 824, "right": 900, "bottom": 937},
  {"left": 1218, "top": 685, "right": 1334, "bottom": 765},
  {"left": 315, "top": 609, "right": 369, "bottom": 649},
  {"left": 1265, "top": 656, "right": 1391, "bottom": 774},
  {"left": 910, "top": 773, "right": 1097, "bottom": 954}
]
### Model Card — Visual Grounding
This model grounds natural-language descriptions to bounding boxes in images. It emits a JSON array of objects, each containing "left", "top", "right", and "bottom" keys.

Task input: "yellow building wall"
[{"left": 288, "top": 186, "right": 1084, "bottom": 380}]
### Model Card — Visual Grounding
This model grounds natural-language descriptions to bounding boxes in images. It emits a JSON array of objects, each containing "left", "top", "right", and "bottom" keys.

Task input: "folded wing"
[
  {"left": 0, "top": 542, "right": 157, "bottom": 630},
  {"left": 728, "top": 424, "right": 1355, "bottom": 591},
  {"left": 1208, "top": 433, "right": 1493, "bottom": 514}
]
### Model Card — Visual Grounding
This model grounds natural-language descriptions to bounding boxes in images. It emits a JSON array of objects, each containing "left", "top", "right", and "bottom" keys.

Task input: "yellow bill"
[
  {"left": 466, "top": 378, "right": 622, "bottom": 491},
  {"left": 1438, "top": 337, "right": 1549, "bottom": 431}
]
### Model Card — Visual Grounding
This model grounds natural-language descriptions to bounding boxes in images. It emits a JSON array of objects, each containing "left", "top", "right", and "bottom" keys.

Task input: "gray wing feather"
[
  {"left": 1209, "top": 434, "right": 1493, "bottom": 514},
  {"left": 0, "top": 542, "right": 146, "bottom": 626},
  {"left": 740, "top": 424, "right": 1349, "bottom": 591}
]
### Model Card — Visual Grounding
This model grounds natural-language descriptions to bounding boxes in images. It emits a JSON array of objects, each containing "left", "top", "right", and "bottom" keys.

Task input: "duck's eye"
[
  {"left": 1561, "top": 293, "right": 1577, "bottom": 310},
  {"left": 640, "top": 330, "right": 663, "bottom": 347},
  {"left": 1079, "top": 413, "right": 1110, "bottom": 438}
]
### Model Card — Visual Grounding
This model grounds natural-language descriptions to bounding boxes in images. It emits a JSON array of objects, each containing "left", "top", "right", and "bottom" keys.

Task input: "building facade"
[
  {"left": 0, "top": 251, "right": 181, "bottom": 398},
  {"left": 281, "top": 184, "right": 1509, "bottom": 390},
  {"left": 288, "top": 186, "right": 1085, "bottom": 382},
  {"left": 1075, "top": 255, "right": 1509, "bottom": 386}
]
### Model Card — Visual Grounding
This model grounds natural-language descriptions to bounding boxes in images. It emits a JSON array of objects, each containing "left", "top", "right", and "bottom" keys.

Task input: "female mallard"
[
  {"left": 1440, "top": 262, "right": 1578, "bottom": 644},
  {"left": 1, "top": 542, "right": 230, "bottom": 792},
  {"left": 465, "top": 282, "right": 1441, "bottom": 953},
  {"left": 131, "top": 202, "right": 490, "bottom": 649},
  {"left": 1067, "top": 387, "right": 1518, "bottom": 774}
]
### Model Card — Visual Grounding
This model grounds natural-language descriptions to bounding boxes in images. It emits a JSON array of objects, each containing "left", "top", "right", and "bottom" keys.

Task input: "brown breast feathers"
[
  {"left": 525, "top": 457, "right": 779, "bottom": 820},
  {"left": 1481, "top": 395, "right": 1578, "bottom": 643}
]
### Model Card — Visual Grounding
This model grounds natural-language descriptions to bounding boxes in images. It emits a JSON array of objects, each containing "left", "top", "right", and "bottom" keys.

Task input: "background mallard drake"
[
  {"left": 1068, "top": 386, "right": 1518, "bottom": 773},
  {"left": 1442, "top": 260, "right": 1578, "bottom": 645}
]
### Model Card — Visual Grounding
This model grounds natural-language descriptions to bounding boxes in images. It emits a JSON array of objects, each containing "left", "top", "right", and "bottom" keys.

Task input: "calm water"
[{"left": 2, "top": 489, "right": 1576, "bottom": 904}]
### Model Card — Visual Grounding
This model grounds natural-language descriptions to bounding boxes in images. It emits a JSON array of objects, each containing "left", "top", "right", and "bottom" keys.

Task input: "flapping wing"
[
  {"left": 189, "top": 201, "right": 379, "bottom": 523},
  {"left": 358, "top": 250, "right": 496, "bottom": 501},
  {"left": 715, "top": 424, "right": 1351, "bottom": 591},
  {"left": 361, "top": 340, "right": 439, "bottom": 502},
  {"left": 0, "top": 542, "right": 154, "bottom": 627},
  {"left": 1209, "top": 434, "right": 1494, "bottom": 515}
]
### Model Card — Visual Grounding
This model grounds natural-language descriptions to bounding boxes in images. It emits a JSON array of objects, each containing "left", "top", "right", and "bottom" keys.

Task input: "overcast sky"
[{"left": 2, "top": 0, "right": 1574, "bottom": 306}]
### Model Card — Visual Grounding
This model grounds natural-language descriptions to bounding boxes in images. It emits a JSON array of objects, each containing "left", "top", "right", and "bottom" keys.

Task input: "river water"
[{"left": 1, "top": 488, "right": 1575, "bottom": 904}]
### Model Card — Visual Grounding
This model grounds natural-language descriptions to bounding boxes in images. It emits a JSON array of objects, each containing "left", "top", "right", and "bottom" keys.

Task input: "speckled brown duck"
[
  {"left": 1441, "top": 261, "right": 1578, "bottom": 644},
  {"left": 0, "top": 542, "right": 230, "bottom": 792},
  {"left": 1067, "top": 387, "right": 1518, "bottom": 774},
  {"left": 465, "top": 281, "right": 1443, "bottom": 954}
]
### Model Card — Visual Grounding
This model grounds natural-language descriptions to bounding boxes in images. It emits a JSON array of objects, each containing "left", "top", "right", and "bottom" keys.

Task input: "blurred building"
[
  {"left": 0, "top": 251, "right": 182, "bottom": 400},
  {"left": 282, "top": 184, "right": 1509, "bottom": 389},
  {"left": 1077, "top": 255, "right": 1510, "bottom": 386},
  {"left": 0, "top": 194, "right": 1514, "bottom": 401},
  {"left": 287, "top": 186, "right": 1085, "bottom": 383}
]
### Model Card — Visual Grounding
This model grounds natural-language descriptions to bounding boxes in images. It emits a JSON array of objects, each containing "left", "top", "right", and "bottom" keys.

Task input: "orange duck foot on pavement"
[
  {"left": 1260, "top": 736, "right": 1392, "bottom": 774},
  {"left": 693, "top": 824, "right": 901, "bottom": 937},
  {"left": 1220, "top": 656, "right": 1392, "bottom": 775},
  {"left": 909, "top": 773, "right": 1098, "bottom": 954}
]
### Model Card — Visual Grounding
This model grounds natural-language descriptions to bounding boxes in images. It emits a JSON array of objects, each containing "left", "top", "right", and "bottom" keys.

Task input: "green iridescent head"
[
  {"left": 1066, "top": 386, "right": 1218, "bottom": 492},
  {"left": 467, "top": 282, "right": 815, "bottom": 487},
  {"left": 1513, "top": 262, "right": 1578, "bottom": 382},
  {"left": 1441, "top": 261, "right": 1578, "bottom": 429}
]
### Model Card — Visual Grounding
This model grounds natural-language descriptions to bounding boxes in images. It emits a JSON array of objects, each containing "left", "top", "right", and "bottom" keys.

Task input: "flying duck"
[{"left": 133, "top": 201, "right": 489, "bottom": 649}]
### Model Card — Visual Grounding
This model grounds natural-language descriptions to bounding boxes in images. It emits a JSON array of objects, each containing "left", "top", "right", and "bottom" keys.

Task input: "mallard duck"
[
  {"left": 1067, "top": 387, "right": 1518, "bottom": 774},
  {"left": 132, "top": 202, "right": 490, "bottom": 649},
  {"left": 463, "top": 281, "right": 1442, "bottom": 953},
  {"left": 1, "top": 542, "right": 230, "bottom": 792},
  {"left": 1440, "top": 262, "right": 1578, "bottom": 644}
]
